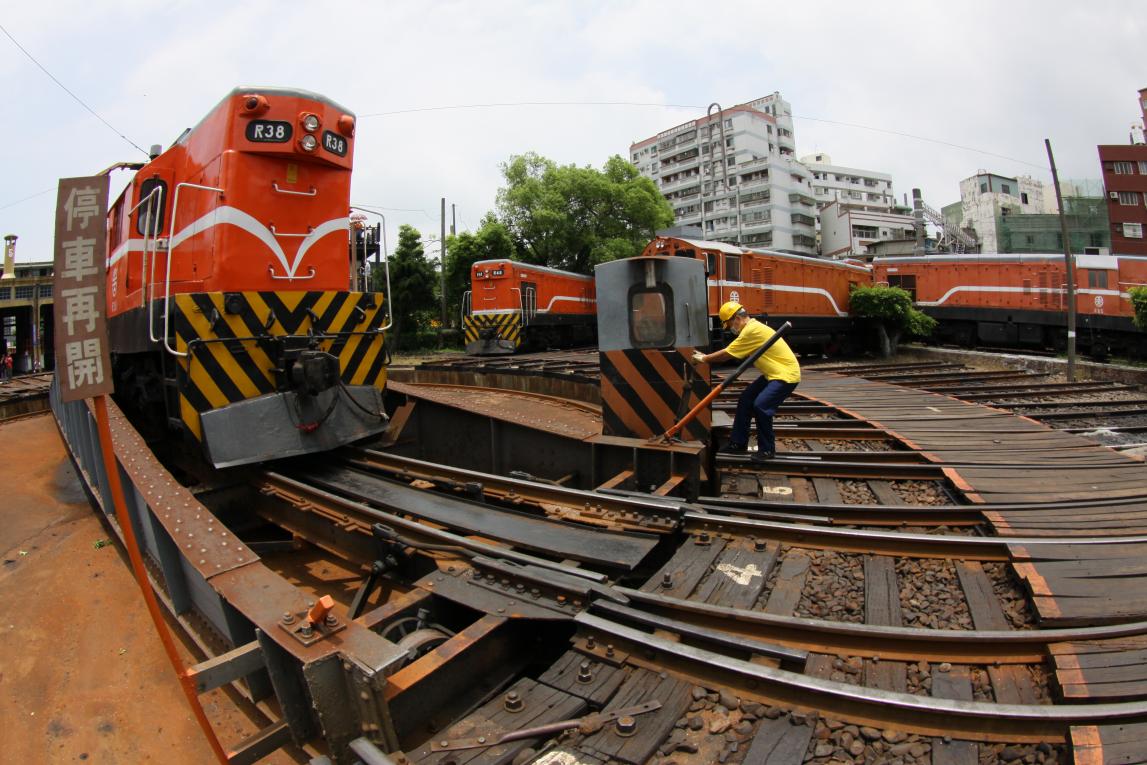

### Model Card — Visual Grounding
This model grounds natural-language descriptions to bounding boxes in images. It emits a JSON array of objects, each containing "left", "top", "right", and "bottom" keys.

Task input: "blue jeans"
[{"left": 729, "top": 377, "right": 799, "bottom": 455}]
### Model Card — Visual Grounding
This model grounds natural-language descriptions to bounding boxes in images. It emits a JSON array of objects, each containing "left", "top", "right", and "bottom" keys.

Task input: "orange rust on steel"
[
  {"left": 613, "top": 639, "right": 1063, "bottom": 744},
  {"left": 347, "top": 450, "right": 676, "bottom": 534},
  {"left": 615, "top": 593, "right": 1047, "bottom": 664},
  {"left": 388, "top": 379, "right": 602, "bottom": 416},
  {"left": 93, "top": 395, "right": 230, "bottom": 764},
  {"left": 383, "top": 614, "right": 506, "bottom": 701}
]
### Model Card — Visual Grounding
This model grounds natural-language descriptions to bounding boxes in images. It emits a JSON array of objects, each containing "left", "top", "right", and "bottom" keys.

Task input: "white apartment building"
[
  {"left": 951, "top": 171, "right": 1057, "bottom": 252},
  {"left": 819, "top": 202, "right": 916, "bottom": 260},
  {"left": 630, "top": 93, "right": 818, "bottom": 255},
  {"left": 800, "top": 153, "right": 896, "bottom": 211}
]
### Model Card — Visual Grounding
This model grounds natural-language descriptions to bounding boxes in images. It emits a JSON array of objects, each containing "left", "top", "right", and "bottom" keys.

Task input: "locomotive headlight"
[
  {"left": 300, "top": 134, "right": 318, "bottom": 152},
  {"left": 302, "top": 114, "right": 320, "bottom": 133}
]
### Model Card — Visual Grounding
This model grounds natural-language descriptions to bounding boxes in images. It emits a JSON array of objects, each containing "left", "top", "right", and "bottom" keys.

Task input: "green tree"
[
  {"left": 373, "top": 224, "right": 436, "bottom": 348},
  {"left": 495, "top": 152, "right": 673, "bottom": 273},
  {"left": 1131, "top": 286, "right": 1147, "bottom": 331},
  {"left": 444, "top": 214, "right": 515, "bottom": 324},
  {"left": 849, "top": 285, "right": 937, "bottom": 357}
]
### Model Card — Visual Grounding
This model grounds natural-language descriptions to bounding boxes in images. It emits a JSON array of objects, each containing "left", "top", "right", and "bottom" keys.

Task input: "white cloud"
[{"left": 1, "top": 0, "right": 1143, "bottom": 261}]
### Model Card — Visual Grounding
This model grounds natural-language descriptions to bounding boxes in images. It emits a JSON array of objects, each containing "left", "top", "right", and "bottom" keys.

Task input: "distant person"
[
  {"left": 1, "top": 353, "right": 10, "bottom": 382},
  {"left": 691, "top": 301, "right": 801, "bottom": 462}
]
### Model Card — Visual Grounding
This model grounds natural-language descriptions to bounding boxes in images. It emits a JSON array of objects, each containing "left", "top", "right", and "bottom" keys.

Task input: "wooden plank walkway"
[{"left": 794, "top": 371, "right": 1147, "bottom": 682}]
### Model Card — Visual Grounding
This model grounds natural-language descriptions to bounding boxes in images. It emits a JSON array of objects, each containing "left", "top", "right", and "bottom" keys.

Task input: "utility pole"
[
  {"left": 440, "top": 197, "right": 447, "bottom": 334},
  {"left": 912, "top": 189, "right": 926, "bottom": 255},
  {"left": 451, "top": 204, "right": 456, "bottom": 237},
  {"left": 1045, "top": 139, "right": 1077, "bottom": 381}
]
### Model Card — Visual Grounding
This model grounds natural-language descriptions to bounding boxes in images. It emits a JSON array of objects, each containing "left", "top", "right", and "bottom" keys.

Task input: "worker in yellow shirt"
[{"left": 691, "top": 301, "right": 801, "bottom": 463}]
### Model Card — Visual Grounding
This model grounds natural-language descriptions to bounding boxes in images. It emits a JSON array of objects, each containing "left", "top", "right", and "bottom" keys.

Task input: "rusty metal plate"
[
  {"left": 104, "top": 397, "right": 259, "bottom": 577},
  {"left": 388, "top": 380, "right": 601, "bottom": 440}
]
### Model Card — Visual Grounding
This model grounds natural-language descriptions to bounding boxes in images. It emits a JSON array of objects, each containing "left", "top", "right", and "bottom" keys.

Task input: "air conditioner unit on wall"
[{"left": 1110, "top": 192, "right": 1120, "bottom": 199}]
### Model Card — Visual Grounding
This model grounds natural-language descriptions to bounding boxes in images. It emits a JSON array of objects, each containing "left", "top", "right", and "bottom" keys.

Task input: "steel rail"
[
  {"left": 347, "top": 449, "right": 681, "bottom": 533},
  {"left": 599, "top": 590, "right": 1147, "bottom": 664},
  {"left": 952, "top": 382, "right": 1134, "bottom": 398},
  {"left": 259, "top": 472, "right": 609, "bottom": 583},
  {"left": 991, "top": 397, "right": 1147, "bottom": 410},
  {"left": 575, "top": 613, "right": 1147, "bottom": 743},
  {"left": 959, "top": 385, "right": 1135, "bottom": 402},
  {"left": 1024, "top": 406, "right": 1147, "bottom": 421},
  {"left": 682, "top": 512, "right": 1147, "bottom": 559},
  {"left": 700, "top": 492, "right": 1147, "bottom": 514}
]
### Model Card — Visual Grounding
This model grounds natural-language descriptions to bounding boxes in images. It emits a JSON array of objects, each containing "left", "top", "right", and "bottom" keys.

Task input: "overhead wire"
[
  {"left": 360, "top": 99, "right": 1047, "bottom": 170},
  {"left": 0, "top": 22, "right": 149, "bottom": 156}
]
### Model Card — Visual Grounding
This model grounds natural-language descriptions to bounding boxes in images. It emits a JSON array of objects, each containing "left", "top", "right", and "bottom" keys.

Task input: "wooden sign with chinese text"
[{"left": 53, "top": 175, "right": 114, "bottom": 402}]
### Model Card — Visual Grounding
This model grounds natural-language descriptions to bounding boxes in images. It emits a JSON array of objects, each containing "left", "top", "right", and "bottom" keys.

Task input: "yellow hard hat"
[{"left": 718, "top": 301, "right": 744, "bottom": 323}]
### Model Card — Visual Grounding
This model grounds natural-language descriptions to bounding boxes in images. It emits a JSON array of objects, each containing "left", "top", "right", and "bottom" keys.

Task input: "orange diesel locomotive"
[
  {"left": 642, "top": 236, "right": 870, "bottom": 348},
  {"left": 106, "top": 86, "right": 390, "bottom": 467},
  {"left": 872, "top": 253, "right": 1147, "bottom": 357},
  {"left": 462, "top": 259, "right": 596, "bottom": 354}
]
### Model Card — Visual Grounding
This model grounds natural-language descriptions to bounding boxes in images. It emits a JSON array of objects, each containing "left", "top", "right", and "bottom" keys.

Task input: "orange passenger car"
[
  {"left": 872, "top": 253, "right": 1147, "bottom": 356},
  {"left": 641, "top": 236, "right": 869, "bottom": 349}
]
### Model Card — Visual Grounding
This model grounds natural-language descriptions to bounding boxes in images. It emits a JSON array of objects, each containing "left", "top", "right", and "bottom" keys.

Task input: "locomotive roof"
[
  {"left": 472, "top": 259, "right": 592, "bottom": 279},
  {"left": 874, "top": 253, "right": 1147, "bottom": 265},
  {"left": 173, "top": 86, "right": 356, "bottom": 148},
  {"left": 671, "top": 237, "right": 871, "bottom": 274}
]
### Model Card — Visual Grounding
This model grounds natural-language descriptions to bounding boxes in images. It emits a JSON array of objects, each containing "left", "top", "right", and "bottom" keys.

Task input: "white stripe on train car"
[
  {"left": 917, "top": 285, "right": 1129, "bottom": 307},
  {"left": 708, "top": 279, "right": 849, "bottom": 317},
  {"left": 107, "top": 209, "right": 347, "bottom": 279}
]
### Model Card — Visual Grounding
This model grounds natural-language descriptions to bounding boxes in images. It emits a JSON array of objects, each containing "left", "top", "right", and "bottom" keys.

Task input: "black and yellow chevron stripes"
[
  {"left": 171, "top": 291, "right": 388, "bottom": 440},
  {"left": 601, "top": 348, "right": 710, "bottom": 442},
  {"left": 464, "top": 312, "right": 521, "bottom": 348}
]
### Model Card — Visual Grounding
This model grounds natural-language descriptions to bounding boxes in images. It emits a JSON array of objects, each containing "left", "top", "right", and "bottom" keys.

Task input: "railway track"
[{"left": 51, "top": 353, "right": 1147, "bottom": 764}]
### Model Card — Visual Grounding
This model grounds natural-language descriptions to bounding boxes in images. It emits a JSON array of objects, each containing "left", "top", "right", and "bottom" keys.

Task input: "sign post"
[{"left": 52, "top": 176, "right": 228, "bottom": 763}]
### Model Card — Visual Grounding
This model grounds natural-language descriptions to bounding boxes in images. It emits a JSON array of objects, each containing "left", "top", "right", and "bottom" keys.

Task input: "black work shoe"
[
  {"left": 749, "top": 450, "right": 776, "bottom": 464},
  {"left": 718, "top": 443, "right": 748, "bottom": 455}
]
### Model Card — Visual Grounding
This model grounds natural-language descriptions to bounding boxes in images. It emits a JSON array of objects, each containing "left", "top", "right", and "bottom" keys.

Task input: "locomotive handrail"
[
  {"left": 461, "top": 290, "right": 471, "bottom": 322},
  {"left": 271, "top": 181, "right": 317, "bottom": 197},
  {"left": 123, "top": 184, "right": 165, "bottom": 338},
  {"left": 511, "top": 287, "right": 526, "bottom": 326},
  {"left": 162, "top": 182, "right": 225, "bottom": 357},
  {"left": 268, "top": 224, "right": 313, "bottom": 237},
  {"left": 349, "top": 206, "right": 394, "bottom": 331},
  {"left": 267, "top": 265, "right": 317, "bottom": 281}
]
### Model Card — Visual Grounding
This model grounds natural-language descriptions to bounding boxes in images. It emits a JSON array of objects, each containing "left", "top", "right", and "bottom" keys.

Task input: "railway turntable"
[{"left": 49, "top": 248, "right": 1147, "bottom": 763}]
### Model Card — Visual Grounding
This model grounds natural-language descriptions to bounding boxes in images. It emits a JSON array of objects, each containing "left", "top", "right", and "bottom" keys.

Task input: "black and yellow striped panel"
[
  {"left": 464, "top": 313, "right": 521, "bottom": 348},
  {"left": 600, "top": 348, "right": 711, "bottom": 442},
  {"left": 172, "top": 291, "right": 388, "bottom": 441}
]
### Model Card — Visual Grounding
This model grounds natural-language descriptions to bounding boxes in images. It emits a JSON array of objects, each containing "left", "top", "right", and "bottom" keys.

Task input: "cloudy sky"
[{"left": 1, "top": 0, "right": 1143, "bottom": 262}]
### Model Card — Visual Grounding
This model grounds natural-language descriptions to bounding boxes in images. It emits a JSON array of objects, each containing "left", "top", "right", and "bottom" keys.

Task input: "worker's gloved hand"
[{"left": 691, "top": 351, "right": 705, "bottom": 366}]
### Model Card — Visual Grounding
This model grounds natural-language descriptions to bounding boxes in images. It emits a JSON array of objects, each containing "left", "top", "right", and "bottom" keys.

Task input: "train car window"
[
  {"left": 887, "top": 274, "right": 916, "bottom": 301},
  {"left": 628, "top": 286, "right": 675, "bottom": 348},
  {"left": 135, "top": 178, "right": 168, "bottom": 236},
  {"left": 724, "top": 254, "right": 741, "bottom": 281},
  {"left": 674, "top": 248, "right": 696, "bottom": 259},
  {"left": 706, "top": 252, "right": 717, "bottom": 275},
  {"left": 1087, "top": 271, "right": 1108, "bottom": 289}
]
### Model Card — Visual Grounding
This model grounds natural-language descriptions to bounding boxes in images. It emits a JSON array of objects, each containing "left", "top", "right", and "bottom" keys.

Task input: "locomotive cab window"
[
  {"left": 628, "top": 286, "right": 675, "bottom": 348},
  {"left": 724, "top": 254, "right": 741, "bottom": 281},
  {"left": 135, "top": 177, "right": 168, "bottom": 236},
  {"left": 706, "top": 252, "right": 717, "bottom": 276},
  {"left": 1087, "top": 270, "right": 1108, "bottom": 289}
]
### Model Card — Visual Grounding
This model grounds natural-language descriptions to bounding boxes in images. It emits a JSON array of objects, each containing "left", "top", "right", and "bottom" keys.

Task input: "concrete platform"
[{"left": 0, "top": 413, "right": 294, "bottom": 763}]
